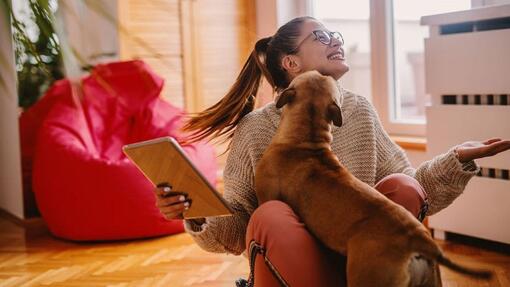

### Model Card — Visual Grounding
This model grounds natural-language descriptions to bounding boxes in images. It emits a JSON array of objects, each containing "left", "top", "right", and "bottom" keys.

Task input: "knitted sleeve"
[
  {"left": 183, "top": 114, "right": 258, "bottom": 255},
  {"left": 365, "top": 98, "right": 480, "bottom": 215}
]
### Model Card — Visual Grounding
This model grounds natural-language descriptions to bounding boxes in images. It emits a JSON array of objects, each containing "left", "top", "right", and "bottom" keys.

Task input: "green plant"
[{"left": 4, "top": 0, "right": 63, "bottom": 109}]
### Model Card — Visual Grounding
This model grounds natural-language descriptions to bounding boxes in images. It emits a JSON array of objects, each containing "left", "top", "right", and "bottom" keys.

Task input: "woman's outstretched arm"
[{"left": 367, "top": 97, "right": 480, "bottom": 215}]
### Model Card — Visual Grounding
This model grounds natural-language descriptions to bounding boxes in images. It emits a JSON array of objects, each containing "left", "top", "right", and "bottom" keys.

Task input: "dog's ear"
[
  {"left": 276, "top": 88, "right": 296, "bottom": 109},
  {"left": 327, "top": 102, "right": 343, "bottom": 127}
]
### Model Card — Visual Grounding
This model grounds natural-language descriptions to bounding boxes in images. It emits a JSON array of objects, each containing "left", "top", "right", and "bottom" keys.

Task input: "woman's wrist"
[
  {"left": 454, "top": 146, "right": 468, "bottom": 163},
  {"left": 453, "top": 147, "right": 478, "bottom": 171}
]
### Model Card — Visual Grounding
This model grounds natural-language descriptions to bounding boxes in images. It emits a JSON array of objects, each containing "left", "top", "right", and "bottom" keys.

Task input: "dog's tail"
[
  {"left": 412, "top": 230, "right": 492, "bottom": 279},
  {"left": 435, "top": 253, "right": 492, "bottom": 279}
]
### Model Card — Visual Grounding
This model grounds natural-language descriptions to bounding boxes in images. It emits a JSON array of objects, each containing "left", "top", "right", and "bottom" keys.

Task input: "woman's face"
[{"left": 290, "top": 20, "right": 349, "bottom": 80}]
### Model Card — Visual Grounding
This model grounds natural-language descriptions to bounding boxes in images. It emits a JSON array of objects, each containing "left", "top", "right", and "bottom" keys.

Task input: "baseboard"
[
  {"left": 0, "top": 207, "right": 45, "bottom": 228},
  {"left": 442, "top": 231, "right": 510, "bottom": 255}
]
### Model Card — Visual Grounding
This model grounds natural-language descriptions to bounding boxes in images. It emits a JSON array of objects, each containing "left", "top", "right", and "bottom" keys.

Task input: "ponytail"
[
  {"left": 182, "top": 16, "right": 313, "bottom": 145},
  {"left": 182, "top": 37, "right": 273, "bottom": 144}
]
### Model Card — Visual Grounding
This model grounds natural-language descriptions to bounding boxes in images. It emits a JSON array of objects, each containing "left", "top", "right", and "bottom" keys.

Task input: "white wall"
[
  {"left": 277, "top": 0, "right": 309, "bottom": 25},
  {"left": 0, "top": 0, "right": 24, "bottom": 219},
  {"left": 406, "top": 149, "right": 429, "bottom": 168},
  {"left": 56, "top": 0, "right": 119, "bottom": 77},
  {"left": 256, "top": 0, "right": 278, "bottom": 37},
  {"left": 256, "top": 0, "right": 311, "bottom": 33}
]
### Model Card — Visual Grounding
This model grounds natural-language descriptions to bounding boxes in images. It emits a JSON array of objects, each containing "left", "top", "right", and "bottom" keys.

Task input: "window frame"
[{"left": 369, "top": 0, "right": 426, "bottom": 137}]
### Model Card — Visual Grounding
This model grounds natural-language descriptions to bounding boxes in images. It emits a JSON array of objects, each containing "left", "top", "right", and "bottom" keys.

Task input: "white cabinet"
[
  {"left": 424, "top": 29, "right": 510, "bottom": 97},
  {"left": 421, "top": 4, "right": 510, "bottom": 244}
]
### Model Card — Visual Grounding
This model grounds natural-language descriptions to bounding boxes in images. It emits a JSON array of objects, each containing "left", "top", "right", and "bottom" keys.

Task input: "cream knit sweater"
[{"left": 185, "top": 88, "right": 479, "bottom": 255}]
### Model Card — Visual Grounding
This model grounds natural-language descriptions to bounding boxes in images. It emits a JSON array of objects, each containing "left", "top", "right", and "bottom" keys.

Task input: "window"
[
  {"left": 312, "top": 0, "right": 471, "bottom": 136},
  {"left": 392, "top": 0, "right": 471, "bottom": 123}
]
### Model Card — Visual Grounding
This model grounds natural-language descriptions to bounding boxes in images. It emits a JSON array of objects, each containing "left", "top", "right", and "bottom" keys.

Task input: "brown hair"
[{"left": 182, "top": 16, "right": 315, "bottom": 144}]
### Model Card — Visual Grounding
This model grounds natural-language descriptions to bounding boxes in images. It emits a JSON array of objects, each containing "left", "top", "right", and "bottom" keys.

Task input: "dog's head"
[{"left": 276, "top": 70, "right": 342, "bottom": 127}]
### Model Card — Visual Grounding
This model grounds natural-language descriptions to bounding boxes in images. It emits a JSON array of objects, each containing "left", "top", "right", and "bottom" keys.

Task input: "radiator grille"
[
  {"left": 440, "top": 16, "right": 510, "bottom": 35},
  {"left": 442, "top": 94, "right": 509, "bottom": 105},
  {"left": 476, "top": 167, "right": 510, "bottom": 180}
]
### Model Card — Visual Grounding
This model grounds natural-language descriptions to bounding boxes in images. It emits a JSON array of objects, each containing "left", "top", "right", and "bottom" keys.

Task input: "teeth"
[{"left": 328, "top": 53, "right": 343, "bottom": 60}]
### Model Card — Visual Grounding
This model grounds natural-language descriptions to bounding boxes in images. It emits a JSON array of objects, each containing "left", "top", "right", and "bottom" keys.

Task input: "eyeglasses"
[{"left": 291, "top": 30, "right": 344, "bottom": 54}]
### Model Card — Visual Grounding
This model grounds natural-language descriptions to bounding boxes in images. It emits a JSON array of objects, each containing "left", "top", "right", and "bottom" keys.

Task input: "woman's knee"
[
  {"left": 375, "top": 173, "right": 427, "bottom": 218},
  {"left": 246, "top": 200, "right": 303, "bottom": 249}
]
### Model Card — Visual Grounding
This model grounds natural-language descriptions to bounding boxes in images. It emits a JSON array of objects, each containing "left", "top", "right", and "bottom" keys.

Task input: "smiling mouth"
[{"left": 327, "top": 51, "right": 345, "bottom": 60}]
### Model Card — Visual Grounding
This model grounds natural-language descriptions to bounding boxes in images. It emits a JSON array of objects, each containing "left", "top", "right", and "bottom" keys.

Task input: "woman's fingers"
[
  {"left": 155, "top": 188, "right": 188, "bottom": 207},
  {"left": 153, "top": 182, "right": 192, "bottom": 220},
  {"left": 160, "top": 201, "right": 190, "bottom": 220},
  {"left": 457, "top": 139, "right": 510, "bottom": 162},
  {"left": 160, "top": 201, "right": 190, "bottom": 214},
  {"left": 155, "top": 182, "right": 175, "bottom": 197},
  {"left": 487, "top": 140, "right": 510, "bottom": 155},
  {"left": 162, "top": 210, "right": 184, "bottom": 220},
  {"left": 483, "top": 138, "right": 502, "bottom": 145},
  {"left": 154, "top": 183, "right": 188, "bottom": 200},
  {"left": 156, "top": 195, "right": 187, "bottom": 207}
]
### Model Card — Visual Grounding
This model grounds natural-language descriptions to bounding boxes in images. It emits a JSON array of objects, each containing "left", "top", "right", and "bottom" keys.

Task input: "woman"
[{"left": 154, "top": 16, "right": 510, "bottom": 286}]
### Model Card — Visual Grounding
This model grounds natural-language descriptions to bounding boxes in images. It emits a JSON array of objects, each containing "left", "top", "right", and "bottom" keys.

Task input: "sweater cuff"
[
  {"left": 460, "top": 159, "right": 478, "bottom": 172},
  {"left": 184, "top": 218, "right": 208, "bottom": 235},
  {"left": 435, "top": 147, "right": 480, "bottom": 188}
]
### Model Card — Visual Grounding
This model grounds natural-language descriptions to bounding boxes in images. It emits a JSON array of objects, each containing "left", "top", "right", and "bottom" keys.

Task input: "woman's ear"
[
  {"left": 276, "top": 88, "right": 296, "bottom": 109},
  {"left": 281, "top": 55, "right": 301, "bottom": 74}
]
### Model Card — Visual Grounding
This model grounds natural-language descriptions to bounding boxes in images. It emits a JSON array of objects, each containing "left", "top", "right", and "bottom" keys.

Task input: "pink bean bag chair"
[{"left": 22, "top": 60, "right": 217, "bottom": 241}]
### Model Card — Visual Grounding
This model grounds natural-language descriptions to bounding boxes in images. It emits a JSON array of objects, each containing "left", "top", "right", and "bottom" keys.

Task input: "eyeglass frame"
[{"left": 290, "top": 30, "right": 344, "bottom": 54}]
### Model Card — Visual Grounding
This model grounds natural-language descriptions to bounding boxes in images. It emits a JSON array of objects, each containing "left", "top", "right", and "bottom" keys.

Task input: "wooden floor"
[
  {"left": 0, "top": 215, "right": 509, "bottom": 287},
  {"left": 0, "top": 216, "right": 247, "bottom": 287}
]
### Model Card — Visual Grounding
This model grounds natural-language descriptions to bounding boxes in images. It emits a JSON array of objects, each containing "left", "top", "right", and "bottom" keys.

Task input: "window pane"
[
  {"left": 392, "top": 0, "right": 471, "bottom": 122},
  {"left": 313, "top": 0, "right": 372, "bottom": 102}
]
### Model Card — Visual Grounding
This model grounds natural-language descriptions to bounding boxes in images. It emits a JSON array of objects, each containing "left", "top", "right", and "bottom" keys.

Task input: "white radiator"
[{"left": 421, "top": 4, "right": 510, "bottom": 244}]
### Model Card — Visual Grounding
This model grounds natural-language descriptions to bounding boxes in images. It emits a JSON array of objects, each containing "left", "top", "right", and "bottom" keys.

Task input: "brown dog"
[{"left": 254, "top": 71, "right": 491, "bottom": 287}]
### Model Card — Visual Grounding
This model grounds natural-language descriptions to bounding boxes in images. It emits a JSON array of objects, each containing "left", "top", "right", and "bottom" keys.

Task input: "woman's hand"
[
  {"left": 154, "top": 183, "right": 191, "bottom": 220},
  {"left": 455, "top": 138, "right": 510, "bottom": 163}
]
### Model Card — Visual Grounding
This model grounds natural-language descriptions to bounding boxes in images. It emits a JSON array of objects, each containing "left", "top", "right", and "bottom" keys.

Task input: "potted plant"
[
  {"left": 4, "top": 0, "right": 63, "bottom": 218},
  {"left": 6, "top": 0, "right": 64, "bottom": 110}
]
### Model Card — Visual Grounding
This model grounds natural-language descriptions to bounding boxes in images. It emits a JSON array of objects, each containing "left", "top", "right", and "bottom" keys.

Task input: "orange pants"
[{"left": 245, "top": 173, "right": 428, "bottom": 287}]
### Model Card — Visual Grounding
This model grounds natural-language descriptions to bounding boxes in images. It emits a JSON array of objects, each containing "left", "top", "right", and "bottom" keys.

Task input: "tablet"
[{"left": 122, "top": 137, "right": 233, "bottom": 219}]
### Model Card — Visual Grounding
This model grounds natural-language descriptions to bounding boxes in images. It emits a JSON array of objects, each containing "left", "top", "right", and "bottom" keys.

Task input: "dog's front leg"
[{"left": 254, "top": 162, "right": 282, "bottom": 204}]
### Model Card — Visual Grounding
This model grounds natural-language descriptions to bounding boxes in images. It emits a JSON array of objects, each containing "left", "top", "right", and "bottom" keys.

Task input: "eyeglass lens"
[{"left": 315, "top": 31, "right": 343, "bottom": 46}]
